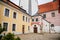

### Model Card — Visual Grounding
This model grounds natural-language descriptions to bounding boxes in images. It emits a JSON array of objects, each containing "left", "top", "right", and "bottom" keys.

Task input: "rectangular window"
[
  {"left": 26, "top": 17, "right": 27, "bottom": 22},
  {"left": 23, "top": 16, "right": 25, "bottom": 21},
  {"left": 28, "top": 18, "right": 30, "bottom": 22},
  {"left": 4, "top": 8, "right": 9, "bottom": 17},
  {"left": 3, "top": 22, "right": 8, "bottom": 31},
  {"left": 43, "top": 14, "right": 46, "bottom": 18},
  {"left": 12, "top": 24, "right": 16, "bottom": 31},
  {"left": 13, "top": 12, "right": 17, "bottom": 19},
  {"left": 51, "top": 12, "right": 55, "bottom": 17}
]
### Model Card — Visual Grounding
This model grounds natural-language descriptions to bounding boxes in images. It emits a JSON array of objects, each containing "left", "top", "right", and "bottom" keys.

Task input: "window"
[
  {"left": 36, "top": 18, "right": 38, "bottom": 22},
  {"left": 34, "top": 25, "right": 36, "bottom": 27},
  {"left": 3, "top": 22, "right": 8, "bottom": 31},
  {"left": 51, "top": 12, "right": 55, "bottom": 17},
  {"left": 32, "top": 19, "right": 34, "bottom": 22},
  {"left": 4, "top": 8, "right": 9, "bottom": 17},
  {"left": 23, "top": 16, "right": 25, "bottom": 21},
  {"left": 26, "top": 17, "right": 27, "bottom": 22},
  {"left": 13, "top": 12, "right": 17, "bottom": 19},
  {"left": 43, "top": 14, "right": 46, "bottom": 18},
  {"left": 53, "top": 0, "right": 56, "bottom": 2},
  {"left": 51, "top": 24, "right": 54, "bottom": 27},
  {"left": 28, "top": 18, "right": 30, "bottom": 22},
  {"left": 12, "top": 24, "right": 16, "bottom": 31}
]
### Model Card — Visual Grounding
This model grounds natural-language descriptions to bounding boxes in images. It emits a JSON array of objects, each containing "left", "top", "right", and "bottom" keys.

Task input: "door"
[
  {"left": 22, "top": 25, "right": 25, "bottom": 34},
  {"left": 34, "top": 27, "right": 37, "bottom": 33}
]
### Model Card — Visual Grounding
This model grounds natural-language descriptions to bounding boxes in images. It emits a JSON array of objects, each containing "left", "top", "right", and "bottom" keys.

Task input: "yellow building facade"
[{"left": 0, "top": 0, "right": 31, "bottom": 34}]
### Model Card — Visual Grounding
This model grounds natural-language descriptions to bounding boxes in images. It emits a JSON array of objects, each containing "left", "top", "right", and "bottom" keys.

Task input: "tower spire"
[{"left": 28, "top": 0, "right": 32, "bottom": 15}]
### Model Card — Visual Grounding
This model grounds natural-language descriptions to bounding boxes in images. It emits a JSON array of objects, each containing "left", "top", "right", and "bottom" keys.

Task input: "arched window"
[{"left": 51, "top": 24, "right": 54, "bottom": 27}]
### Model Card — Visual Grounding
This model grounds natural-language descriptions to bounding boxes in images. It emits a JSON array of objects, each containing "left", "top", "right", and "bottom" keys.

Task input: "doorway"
[
  {"left": 22, "top": 25, "right": 25, "bottom": 34},
  {"left": 34, "top": 25, "right": 37, "bottom": 33}
]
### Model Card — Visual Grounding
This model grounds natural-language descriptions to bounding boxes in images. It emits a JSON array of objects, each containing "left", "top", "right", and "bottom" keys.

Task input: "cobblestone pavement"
[{"left": 17, "top": 33, "right": 60, "bottom": 40}]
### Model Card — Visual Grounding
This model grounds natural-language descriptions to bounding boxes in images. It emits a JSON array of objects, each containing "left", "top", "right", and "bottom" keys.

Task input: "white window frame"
[
  {"left": 12, "top": 11, "right": 18, "bottom": 19},
  {"left": 3, "top": 7, "right": 10, "bottom": 17},
  {"left": 12, "top": 23, "right": 17, "bottom": 32},
  {"left": 2, "top": 21, "right": 9, "bottom": 31}
]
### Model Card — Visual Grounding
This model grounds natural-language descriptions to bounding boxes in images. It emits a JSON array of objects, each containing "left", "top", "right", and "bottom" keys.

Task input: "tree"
[
  {"left": 2, "top": 33, "right": 21, "bottom": 40},
  {"left": 0, "top": 24, "right": 5, "bottom": 40},
  {"left": 2, "top": 33, "right": 15, "bottom": 40}
]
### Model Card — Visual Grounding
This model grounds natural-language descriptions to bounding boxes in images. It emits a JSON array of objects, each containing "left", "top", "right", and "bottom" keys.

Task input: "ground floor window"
[
  {"left": 3, "top": 22, "right": 8, "bottom": 31},
  {"left": 12, "top": 24, "right": 16, "bottom": 31}
]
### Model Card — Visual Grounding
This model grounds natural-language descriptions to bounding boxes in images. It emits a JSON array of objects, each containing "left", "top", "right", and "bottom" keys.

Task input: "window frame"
[
  {"left": 12, "top": 24, "right": 16, "bottom": 31},
  {"left": 43, "top": 14, "right": 46, "bottom": 18},
  {"left": 23, "top": 16, "right": 25, "bottom": 21},
  {"left": 36, "top": 18, "right": 38, "bottom": 22},
  {"left": 2, "top": 22, "right": 9, "bottom": 31},
  {"left": 4, "top": 8, "right": 10, "bottom": 17},
  {"left": 51, "top": 12, "right": 55, "bottom": 17},
  {"left": 13, "top": 12, "right": 17, "bottom": 19}
]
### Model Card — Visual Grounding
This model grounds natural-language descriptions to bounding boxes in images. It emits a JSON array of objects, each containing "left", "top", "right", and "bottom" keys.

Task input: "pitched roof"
[{"left": 38, "top": 0, "right": 59, "bottom": 14}]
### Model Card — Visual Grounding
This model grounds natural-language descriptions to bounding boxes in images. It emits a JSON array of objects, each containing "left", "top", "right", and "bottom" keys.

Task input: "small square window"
[
  {"left": 51, "top": 12, "right": 55, "bottom": 17},
  {"left": 43, "top": 14, "right": 46, "bottom": 18}
]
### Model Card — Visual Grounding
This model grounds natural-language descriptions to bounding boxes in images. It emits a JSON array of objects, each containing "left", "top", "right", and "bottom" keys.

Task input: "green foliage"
[
  {"left": 15, "top": 37, "right": 21, "bottom": 40},
  {"left": 0, "top": 24, "right": 21, "bottom": 40},
  {"left": 3, "top": 33, "right": 15, "bottom": 40},
  {"left": 2, "top": 33, "right": 21, "bottom": 40}
]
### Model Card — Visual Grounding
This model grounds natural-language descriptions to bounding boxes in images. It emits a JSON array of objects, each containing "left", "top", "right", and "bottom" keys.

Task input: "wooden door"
[
  {"left": 22, "top": 25, "right": 25, "bottom": 34},
  {"left": 34, "top": 27, "right": 37, "bottom": 33}
]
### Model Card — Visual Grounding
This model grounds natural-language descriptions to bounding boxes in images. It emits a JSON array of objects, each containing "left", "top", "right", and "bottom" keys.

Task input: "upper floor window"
[
  {"left": 28, "top": 18, "right": 30, "bottom": 22},
  {"left": 32, "top": 19, "right": 34, "bottom": 22},
  {"left": 13, "top": 12, "right": 17, "bottom": 19},
  {"left": 43, "top": 14, "right": 46, "bottom": 18},
  {"left": 3, "top": 22, "right": 8, "bottom": 31},
  {"left": 4, "top": 8, "right": 9, "bottom": 17},
  {"left": 36, "top": 18, "right": 38, "bottom": 22},
  {"left": 26, "top": 17, "right": 27, "bottom": 22},
  {"left": 23, "top": 16, "right": 25, "bottom": 21},
  {"left": 51, "top": 12, "right": 55, "bottom": 17},
  {"left": 12, "top": 24, "right": 16, "bottom": 31}
]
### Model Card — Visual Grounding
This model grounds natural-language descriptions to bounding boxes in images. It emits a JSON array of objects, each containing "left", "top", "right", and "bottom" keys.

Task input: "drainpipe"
[{"left": 49, "top": 22, "right": 51, "bottom": 33}]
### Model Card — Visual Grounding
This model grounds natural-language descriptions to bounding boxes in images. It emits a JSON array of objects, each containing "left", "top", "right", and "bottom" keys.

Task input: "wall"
[{"left": 0, "top": 2, "right": 31, "bottom": 34}]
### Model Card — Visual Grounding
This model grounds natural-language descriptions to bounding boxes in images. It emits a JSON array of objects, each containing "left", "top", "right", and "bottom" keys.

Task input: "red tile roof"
[{"left": 38, "top": 0, "right": 59, "bottom": 14}]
